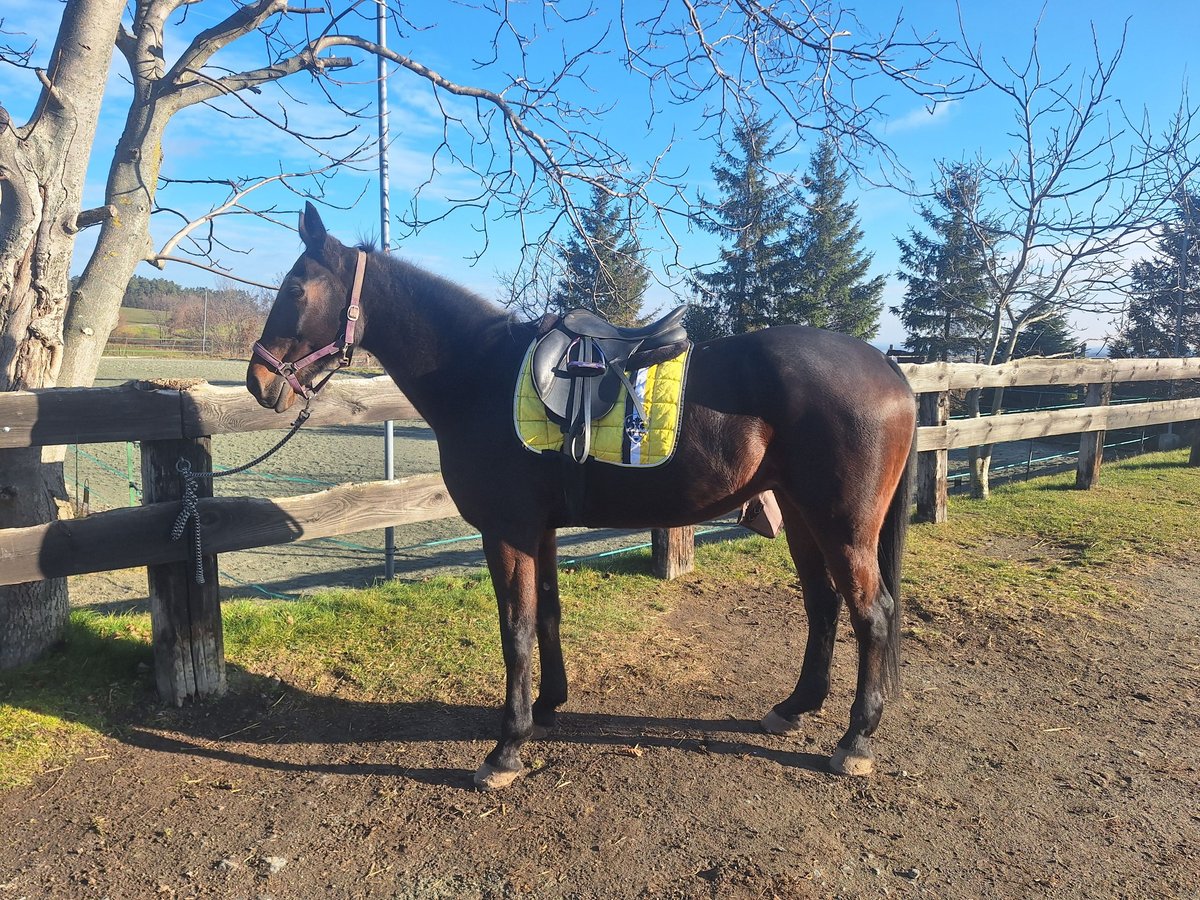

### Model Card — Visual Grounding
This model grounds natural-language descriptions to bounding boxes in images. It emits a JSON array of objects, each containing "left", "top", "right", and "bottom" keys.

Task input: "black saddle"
[{"left": 531, "top": 305, "right": 689, "bottom": 462}]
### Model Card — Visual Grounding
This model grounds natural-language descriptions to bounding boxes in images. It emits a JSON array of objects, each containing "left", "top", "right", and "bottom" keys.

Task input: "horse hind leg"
[
  {"left": 822, "top": 541, "right": 898, "bottom": 777},
  {"left": 761, "top": 505, "right": 844, "bottom": 738}
]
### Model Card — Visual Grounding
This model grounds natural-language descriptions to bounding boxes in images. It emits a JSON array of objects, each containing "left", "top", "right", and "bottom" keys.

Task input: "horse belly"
[{"left": 576, "top": 405, "right": 775, "bottom": 529}]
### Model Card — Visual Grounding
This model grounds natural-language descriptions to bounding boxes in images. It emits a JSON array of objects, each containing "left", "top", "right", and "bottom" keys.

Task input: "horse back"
[{"left": 435, "top": 323, "right": 914, "bottom": 533}]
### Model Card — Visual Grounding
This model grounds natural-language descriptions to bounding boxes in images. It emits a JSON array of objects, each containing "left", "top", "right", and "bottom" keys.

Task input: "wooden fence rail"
[
  {"left": 1, "top": 360, "right": 1197, "bottom": 702},
  {"left": 896, "top": 357, "right": 1200, "bottom": 523},
  {"left": 0, "top": 376, "right": 419, "bottom": 449},
  {"left": 0, "top": 474, "right": 458, "bottom": 586}
]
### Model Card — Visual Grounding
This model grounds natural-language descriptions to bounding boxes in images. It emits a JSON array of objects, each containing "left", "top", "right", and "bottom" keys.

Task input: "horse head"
[{"left": 247, "top": 202, "right": 366, "bottom": 412}]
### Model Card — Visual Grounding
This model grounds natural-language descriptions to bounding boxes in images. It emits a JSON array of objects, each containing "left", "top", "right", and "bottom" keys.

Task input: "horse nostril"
[{"left": 246, "top": 362, "right": 283, "bottom": 408}]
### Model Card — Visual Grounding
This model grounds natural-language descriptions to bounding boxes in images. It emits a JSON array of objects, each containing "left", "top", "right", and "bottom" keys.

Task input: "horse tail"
[{"left": 879, "top": 361, "right": 917, "bottom": 698}]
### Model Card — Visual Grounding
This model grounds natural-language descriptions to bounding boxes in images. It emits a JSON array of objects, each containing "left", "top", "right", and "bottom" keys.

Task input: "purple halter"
[{"left": 252, "top": 249, "right": 367, "bottom": 399}]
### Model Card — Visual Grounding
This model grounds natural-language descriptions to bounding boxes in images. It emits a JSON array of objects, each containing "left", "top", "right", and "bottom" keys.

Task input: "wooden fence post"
[
  {"left": 140, "top": 436, "right": 226, "bottom": 705},
  {"left": 651, "top": 527, "right": 694, "bottom": 580},
  {"left": 915, "top": 391, "right": 949, "bottom": 523},
  {"left": 1075, "top": 382, "right": 1113, "bottom": 490}
]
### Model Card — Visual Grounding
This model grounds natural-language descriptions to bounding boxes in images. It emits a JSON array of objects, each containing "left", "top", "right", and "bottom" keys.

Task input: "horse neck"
[{"left": 358, "top": 257, "right": 511, "bottom": 422}]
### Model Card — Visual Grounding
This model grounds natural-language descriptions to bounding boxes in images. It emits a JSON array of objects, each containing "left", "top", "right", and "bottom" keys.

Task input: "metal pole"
[{"left": 378, "top": 0, "right": 396, "bottom": 580}]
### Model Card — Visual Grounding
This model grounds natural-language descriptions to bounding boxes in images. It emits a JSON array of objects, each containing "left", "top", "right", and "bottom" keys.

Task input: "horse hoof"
[
  {"left": 529, "top": 723, "right": 550, "bottom": 741},
  {"left": 761, "top": 709, "right": 803, "bottom": 737},
  {"left": 829, "top": 747, "right": 875, "bottom": 777},
  {"left": 473, "top": 763, "right": 524, "bottom": 791}
]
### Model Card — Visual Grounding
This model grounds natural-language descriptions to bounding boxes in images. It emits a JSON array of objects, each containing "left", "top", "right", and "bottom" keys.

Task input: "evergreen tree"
[
  {"left": 549, "top": 184, "right": 649, "bottom": 326},
  {"left": 686, "top": 114, "right": 804, "bottom": 339},
  {"left": 894, "top": 165, "right": 996, "bottom": 361},
  {"left": 789, "top": 136, "right": 884, "bottom": 338},
  {"left": 1006, "top": 313, "right": 1079, "bottom": 358},
  {"left": 1111, "top": 189, "right": 1200, "bottom": 358}
]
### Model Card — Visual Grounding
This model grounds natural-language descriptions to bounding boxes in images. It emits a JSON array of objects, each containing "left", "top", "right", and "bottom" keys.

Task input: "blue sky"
[{"left": 3, "top": 1, "right": 1197, "bottom": 349}]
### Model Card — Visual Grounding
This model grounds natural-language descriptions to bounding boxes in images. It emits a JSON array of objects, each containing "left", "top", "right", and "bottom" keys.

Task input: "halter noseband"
[{"left": 252, "top": 249, "right": 367, "bottom": 400}]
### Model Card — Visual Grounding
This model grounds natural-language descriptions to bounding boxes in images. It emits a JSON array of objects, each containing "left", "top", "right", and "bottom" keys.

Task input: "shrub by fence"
[{"left": 0, "top": 359, "right": 1197, "bottom": 704}]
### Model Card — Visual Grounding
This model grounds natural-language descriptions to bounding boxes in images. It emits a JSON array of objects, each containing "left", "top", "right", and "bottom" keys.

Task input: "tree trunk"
[
  {"left": 966, "top": 388, "right": 990, "bottom": 500},
  {"left": 58, "top": 108, "right": 169, "bottom": 387},
  {"left": 0, "top": 449, "right": 71, "bottom": 667},
  {"left": 58, "top": 3, "right": 174, "bottom": 389},
  {"left": 0, "top": 0, "right": 124, "bottom": 668}
]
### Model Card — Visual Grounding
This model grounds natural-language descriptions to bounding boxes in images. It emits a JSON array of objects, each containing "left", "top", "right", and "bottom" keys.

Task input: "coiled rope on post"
[{"left": 171, "top": 406, "right": 312, "bottom": 584}]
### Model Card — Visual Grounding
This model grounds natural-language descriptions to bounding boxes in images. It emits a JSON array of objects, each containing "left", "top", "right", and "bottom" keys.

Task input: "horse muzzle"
[{"left": 246, "top": 360, "right": 299, "bottom": 413}]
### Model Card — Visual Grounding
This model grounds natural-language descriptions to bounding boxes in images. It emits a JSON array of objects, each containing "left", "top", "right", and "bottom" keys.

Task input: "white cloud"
[{"left": 884, "top": 101, "right": 957, "bottom": 135}]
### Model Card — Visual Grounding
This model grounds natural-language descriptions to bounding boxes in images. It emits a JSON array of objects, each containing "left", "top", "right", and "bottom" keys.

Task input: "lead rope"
[{"left": 171, "top": 401, "right": 315, "bottom": 584}]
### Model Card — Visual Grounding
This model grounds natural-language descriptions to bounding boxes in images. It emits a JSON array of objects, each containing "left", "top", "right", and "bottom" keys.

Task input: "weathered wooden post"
[
  {"left": 651, "top": 527, "right": 694, "bottom": 580},
  {"left": 140, "top": 434, "right": 226, "bottom": 704},
  {"left": 915, "top": 390, "right": 949, "bottom": 523},
  {"left": 1075, "top": 381, "right": 1113, "bottom": 490}
]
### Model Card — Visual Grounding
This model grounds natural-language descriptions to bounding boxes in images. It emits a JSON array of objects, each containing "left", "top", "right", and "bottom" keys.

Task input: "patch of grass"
[
  {"left": 901, "top": 450, "right": 1200, "bottom": 627},
  {"left": 0, "top": 612, "right": 152, "bottom": 789},
  {"left": 222, "top": 562, "right": 663, "bottom": 702},
  {"left": 0, "top": 562, "right": 663, "bottom": 787},
  {"left": 119, "top": 307, "right": 167, "bottom": 326},
  {"left": 3, "top": 450, "right": 1197, "bottom": 788}
]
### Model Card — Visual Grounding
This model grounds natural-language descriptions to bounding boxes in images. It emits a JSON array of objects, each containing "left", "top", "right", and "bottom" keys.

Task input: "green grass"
[
  {"left": 220, "top": 563, "right": 661, "bottom": 702},
  {"left": 2, "top": 450, "right": 1197, "bottom": 788},
  {"left": 114, "top": 307, "right": 168, "bottom": 339},
  {"left": 119, "top": 307, "right": 167, "bottom": 326},
  {"left": 904, "top": 452, "right": 1200, "bottom": 625},
  {"left": 0, "top": 612, "right": 153, "bottom": 789}
]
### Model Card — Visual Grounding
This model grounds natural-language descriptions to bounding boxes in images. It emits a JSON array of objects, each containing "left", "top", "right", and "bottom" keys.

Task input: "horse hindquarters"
[{"left": 759, "top": 343, "right": 916, "bottom": 776}]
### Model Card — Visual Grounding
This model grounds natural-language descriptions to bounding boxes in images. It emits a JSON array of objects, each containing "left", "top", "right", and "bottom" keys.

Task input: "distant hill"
[{"left": 70, "top": 274, "right": 266, "bottom": 312}]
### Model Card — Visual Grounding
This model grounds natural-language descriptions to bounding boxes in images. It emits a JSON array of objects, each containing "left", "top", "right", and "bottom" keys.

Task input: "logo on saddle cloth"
[{"left": 513, "top": 337, "right": 691, "bottom": 467}]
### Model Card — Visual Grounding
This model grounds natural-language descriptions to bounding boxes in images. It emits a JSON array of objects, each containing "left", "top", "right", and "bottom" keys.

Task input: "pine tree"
[
  {"left": 548, "top": 184, "right": 649, "bottom": 326},
  {"left": 894, "top": 165, "right": 996, "bottom": 361},
  {"left": 1006, "top": 314, "right": 1079, "bottom": 359},
  {"left": 686, "top": 114, "right": 804, "bottom": 340},
  {"left": 1111, "top": 189, "right": 1200, "bottom": 359},
  {"left": 789, "top": 136, "right": 885, "bottom": 339}
]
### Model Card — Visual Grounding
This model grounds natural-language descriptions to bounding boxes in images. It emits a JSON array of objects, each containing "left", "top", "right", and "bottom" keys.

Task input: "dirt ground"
[{"left": 4, "top": 539, "right": 1198, "bottom": 899}]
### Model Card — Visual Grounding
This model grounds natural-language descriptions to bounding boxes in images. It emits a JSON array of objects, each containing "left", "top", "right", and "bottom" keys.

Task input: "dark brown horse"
[{"left": 247, "top": 203, "right": 917, "bottom": 790}]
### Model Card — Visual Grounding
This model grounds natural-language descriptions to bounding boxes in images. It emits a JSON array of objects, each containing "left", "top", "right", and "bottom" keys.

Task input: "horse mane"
[{"left": 362, "top": 244, "right": 521, "bottom": 340}]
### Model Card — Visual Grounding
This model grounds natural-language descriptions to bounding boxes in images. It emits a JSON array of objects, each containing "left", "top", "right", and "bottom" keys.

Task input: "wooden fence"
[
  {"left": 1, "top": 358, "right": 1198, "bottom": 703},
  {"left": 897, "top": 357, "right": 1200, "bottom": 522}
]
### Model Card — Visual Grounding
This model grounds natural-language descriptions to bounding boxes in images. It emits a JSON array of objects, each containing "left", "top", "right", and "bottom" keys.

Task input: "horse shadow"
[
  {"left": 4, "top": 623, "right": 828, "bottom": 789},
  {"left": 117, "top": 683, "right": 831, "bottom": 787}
]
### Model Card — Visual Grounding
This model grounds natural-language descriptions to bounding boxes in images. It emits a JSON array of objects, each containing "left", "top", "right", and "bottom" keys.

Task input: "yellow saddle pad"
[{"left": 513, "top": 342, "right": 690, "bottom": 467}]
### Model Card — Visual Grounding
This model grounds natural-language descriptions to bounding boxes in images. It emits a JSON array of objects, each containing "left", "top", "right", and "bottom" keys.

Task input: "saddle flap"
[{"left": 531, "top": 330, "right": 622, "bottom": 424}]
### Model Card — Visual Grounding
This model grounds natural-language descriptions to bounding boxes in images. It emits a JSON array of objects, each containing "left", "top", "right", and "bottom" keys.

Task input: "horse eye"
[{"left": 285, "top": 282, "right": 305, "bottom": 300}]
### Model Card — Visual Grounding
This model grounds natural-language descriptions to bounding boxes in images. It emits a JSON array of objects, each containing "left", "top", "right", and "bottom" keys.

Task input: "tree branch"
[{"left": 146, "top": 254, "right": 280, "bottom": 291}]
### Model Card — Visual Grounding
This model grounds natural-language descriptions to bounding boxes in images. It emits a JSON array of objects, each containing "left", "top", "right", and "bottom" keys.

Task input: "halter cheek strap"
[{"left": 252, "top": 249, "right": 367, "bottom": 400}]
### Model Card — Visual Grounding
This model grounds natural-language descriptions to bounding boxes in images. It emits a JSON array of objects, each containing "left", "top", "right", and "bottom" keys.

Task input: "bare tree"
[
  {"left": 0, "top": 0, "right": 125, "bottom": 667},
  {"left": 946, "top": 22, "right": 1199, "bottom": 498},
  {"left": 0, "top": 0, "right": 963, "bottom": 666}
]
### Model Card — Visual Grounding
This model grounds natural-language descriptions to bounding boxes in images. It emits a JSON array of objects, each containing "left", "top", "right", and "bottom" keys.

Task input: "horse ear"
[{"left": 298, "top": 201, "right": 328, "bottom": 253}]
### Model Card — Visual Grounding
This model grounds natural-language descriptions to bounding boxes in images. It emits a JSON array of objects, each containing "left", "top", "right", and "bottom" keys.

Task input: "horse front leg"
[
  {"left": 475, "top": 532, "right": 539, "bottom": 791},
  {"left": 532, "top": 528, "right": 567, "bottom": 737}
]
